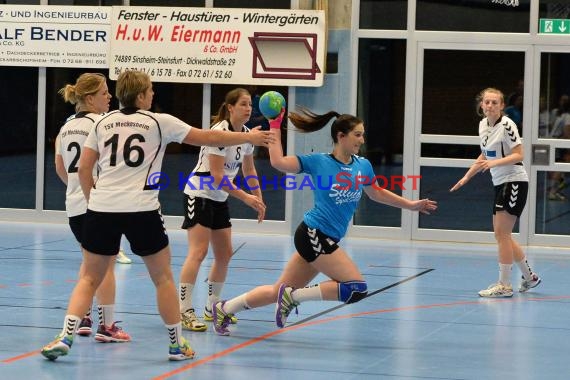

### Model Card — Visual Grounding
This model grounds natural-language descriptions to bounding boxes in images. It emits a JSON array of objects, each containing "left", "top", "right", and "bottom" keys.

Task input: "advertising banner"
[
  {"left": 108, "top": 7, "right": 325, "bottom": 86},
  {"left": 0, "top": 5, "right": 109, "bottom": 68}
]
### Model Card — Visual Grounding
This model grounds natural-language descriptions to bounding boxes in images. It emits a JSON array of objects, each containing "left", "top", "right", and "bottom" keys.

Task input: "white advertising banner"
[
  {"left": 0, "top": 5, "right": 110, "bottom": 68},
  {"left": 109, "top": 7, "right": 325, "bottom": 86}
]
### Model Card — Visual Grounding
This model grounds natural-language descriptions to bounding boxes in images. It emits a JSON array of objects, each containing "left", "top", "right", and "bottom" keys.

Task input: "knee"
[
  {"left": 338, "top": 280, "right": 368, "bottom": 304},
  {"left": 189, "top": 248, "right": 208, "bottom": 262}
]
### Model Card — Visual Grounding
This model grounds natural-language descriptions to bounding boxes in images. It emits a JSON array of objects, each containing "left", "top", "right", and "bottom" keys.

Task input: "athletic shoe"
[
  {"left": 212, "top": 301, "right": 231, "bottom": 336},
  {"left": 478, "top": 282, "right": 514, "bottom": 298},
  {"left": 77, "top": 316, "right": 93, "bottom": 336},
  {"left": 204, "top": 305, "right": 238, "bottom": 324},
  {"left": 181, "top": 308, "right": 207, "bottom": 332},
  {"left": 168, "top": 337, "right": 195, "bottom": 361},
  {"left": 519, "top": 273, "right": 542, "bottom": 293},
  {"left": 116, "top": 249, "right": 132, "bottom": 264},
  {"left": 275, "top": 284, "right": 299, "bottom": 328},
  {"left": 41, "top": 334, "right": 73, "bottom": 361},
  {"left": 94, "top": 322, "right": 131, "bottom": 343}
]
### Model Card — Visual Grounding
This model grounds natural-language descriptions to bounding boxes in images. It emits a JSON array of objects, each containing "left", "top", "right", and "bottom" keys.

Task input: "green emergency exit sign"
[{"left": 540, "top": 19, "right": 570, "bottom": 34}]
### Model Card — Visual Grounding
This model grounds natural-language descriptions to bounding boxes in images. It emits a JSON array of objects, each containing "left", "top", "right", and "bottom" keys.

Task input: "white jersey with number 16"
[{"left": 83, "top": 108, "right": 191, "bottom": 212}]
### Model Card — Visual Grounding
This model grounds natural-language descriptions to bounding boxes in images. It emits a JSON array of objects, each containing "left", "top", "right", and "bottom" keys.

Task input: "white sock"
[
  {"left": 98, "top": 304, "right": 114, "bottom": 327},
  {"left": 179, "top": 283, "right": 194, "bottom": 313},
  {"left": 165, "top": 322, "right": 183, "bottom": 346},
  {"left": 222, "top": 293, "right": 250, "bottom": 315},
  {"left": 515, "top": 258, "right": 534, "bottom": 279},
  {"left": 61, "top": 315, "right": 81, "bottom": 338},
  {"left": 499, "top": 263, "right": 512, "bottom": 285},
  {"left": 291, "top": 284, "right": 322, "bottom": 303},
  {"left": 207, "top": 281, "right": 224, "bottom": 307}
]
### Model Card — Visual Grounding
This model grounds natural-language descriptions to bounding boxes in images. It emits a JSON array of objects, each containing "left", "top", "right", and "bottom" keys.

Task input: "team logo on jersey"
[{"left": 505, "top": 125, "right": 517, "bottom": 142}]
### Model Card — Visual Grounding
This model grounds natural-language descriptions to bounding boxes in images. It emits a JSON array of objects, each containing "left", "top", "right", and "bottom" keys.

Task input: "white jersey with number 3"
[
  {"left": 83, "top": 108, "right": 191, "bottom": 212},
  {"left": 479, "top": 115, "right": 528, "bottom": 186}
]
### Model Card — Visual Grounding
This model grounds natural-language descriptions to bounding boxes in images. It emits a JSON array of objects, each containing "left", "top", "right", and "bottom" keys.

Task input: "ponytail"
[{"left": 289, "top": 107, "right": 362, "bottom": 143}]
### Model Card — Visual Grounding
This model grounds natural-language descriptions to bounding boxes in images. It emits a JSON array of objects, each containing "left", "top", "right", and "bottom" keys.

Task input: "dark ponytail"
[{"left": 289, "top": 107, "right": 362, "bottom": 143}]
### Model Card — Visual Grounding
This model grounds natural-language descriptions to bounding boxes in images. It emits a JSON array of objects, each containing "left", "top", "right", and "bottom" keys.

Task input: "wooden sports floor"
[{"left": 1, "top": 221, "right": 569, "bottom": 379}]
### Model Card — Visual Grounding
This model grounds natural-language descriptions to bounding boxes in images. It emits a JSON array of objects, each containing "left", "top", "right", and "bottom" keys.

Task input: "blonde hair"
[
  {"left": 115, "top": 70, "right": 151, "bottom": 108},
  {"left": 58, "top": 73, "right": 106, "bottom": 105},
  {"left": 476, "top": 87, "right": 505, "bottom": 117}
]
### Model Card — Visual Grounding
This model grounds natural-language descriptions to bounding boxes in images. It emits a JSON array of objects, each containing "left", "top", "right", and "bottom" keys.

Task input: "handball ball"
[{"left": 259, "top": 91, "right": 286, "bottom": 119}]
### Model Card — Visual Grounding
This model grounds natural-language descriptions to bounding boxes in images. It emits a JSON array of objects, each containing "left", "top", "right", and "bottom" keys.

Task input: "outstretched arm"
[
  {"left": 364, "top": 186, "right": 437, "bottom": 214},
  {"left": 450, "top": 153, "right": 485, "bottom": 192},
  {"left": 183, "top": 126, "right": 273, "bottom": 148}
]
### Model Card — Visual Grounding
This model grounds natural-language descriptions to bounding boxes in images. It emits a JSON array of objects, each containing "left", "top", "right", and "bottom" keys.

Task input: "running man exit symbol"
[
  {"left": 545, "top": 20, "right": 553, "bottom": 33},
  {"left": 540, "top": 19, "right": 570, "bottom": 34}
]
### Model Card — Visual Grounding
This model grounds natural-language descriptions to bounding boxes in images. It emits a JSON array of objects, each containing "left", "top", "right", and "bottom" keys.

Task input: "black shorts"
[
  {"left": 81, "top": 209, "right": 169, "bottom": 257},
  {"left": 68, "top": 214, "right": 85, "bottom": 244},
  {"left": 181, "top": 194, "right": 231, "bottom": 230},
  {"left": 493, "top": 181, "right": 528, "bottom": 217},
  {"left": 293, "top": 221, "right": 339, "bottom": 263}
]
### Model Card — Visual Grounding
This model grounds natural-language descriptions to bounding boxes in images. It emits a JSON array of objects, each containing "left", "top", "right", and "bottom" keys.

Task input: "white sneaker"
[
  {"left": 116, "top": 249, "right": 132, "bottom": 264},
  {"left": 478, "top": 282, "right": 513, "bottom": 298},
  {"left": 181, "top": 309, "right": 207, "bottom": 332},
  {"left": 519, "top": 274, "right": 542, "bottom": 293}
]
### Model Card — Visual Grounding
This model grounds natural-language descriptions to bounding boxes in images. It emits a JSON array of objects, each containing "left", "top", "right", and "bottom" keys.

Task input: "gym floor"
[{"left": 1, "top": 221, "right": 569, "bottom": 379}]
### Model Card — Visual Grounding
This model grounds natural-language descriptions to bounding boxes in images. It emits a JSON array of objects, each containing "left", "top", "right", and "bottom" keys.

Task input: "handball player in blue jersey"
[{"left": 212, "top": 107, "right": 437, "bottom": 335}]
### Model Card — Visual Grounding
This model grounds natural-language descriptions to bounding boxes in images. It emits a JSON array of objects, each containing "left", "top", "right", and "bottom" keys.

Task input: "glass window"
[
  {"left": 421, "top": 143, "right": 481, "bottom": 159},
  {"left": 359, "top": 0, "right": 407, "bottom": 30},
  {"left": 214, "top": 0, "right": 289, "bottom": 8},
  {"left": 539, "top": 53, "right": 570, "bottom": 139},
  {"left": 422, "top": 49, "right": 525, "bottom": 136},
  {"left": 417, "top": 0, "right": 531, "bottom": 33},
  {"left": 536, "top": 170, "right": 570, "bottom": 234},
  {"left": 0, "top": 68, "right": 38, "bottom": 209},
  {"left": 44, "top": 68, "right": 119, "bottom": 212},
  {"left": 355, "top": 39, "right": 406, "bottom": 227},
  {"left": 418, "top": 167, "right": 499, "bottom": 232},
  {"left": 539, "top": 1, "right": 570, "bottom": 20},
  {"left": 209, "top": 84, "right": 287, "bottom": 221}
]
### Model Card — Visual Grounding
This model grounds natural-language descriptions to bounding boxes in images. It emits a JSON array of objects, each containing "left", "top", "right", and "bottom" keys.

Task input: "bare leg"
[
  {"left": 142, "top": 246, "right": 179, "bottom": 325},
  {"left": 67, "top": 251, "right": 113, "bottom": 318}
]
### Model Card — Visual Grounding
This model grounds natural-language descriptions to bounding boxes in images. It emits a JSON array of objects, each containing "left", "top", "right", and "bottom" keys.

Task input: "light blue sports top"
[{"left": 297, "top": 153, "right": 375, "bottom": 241}]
